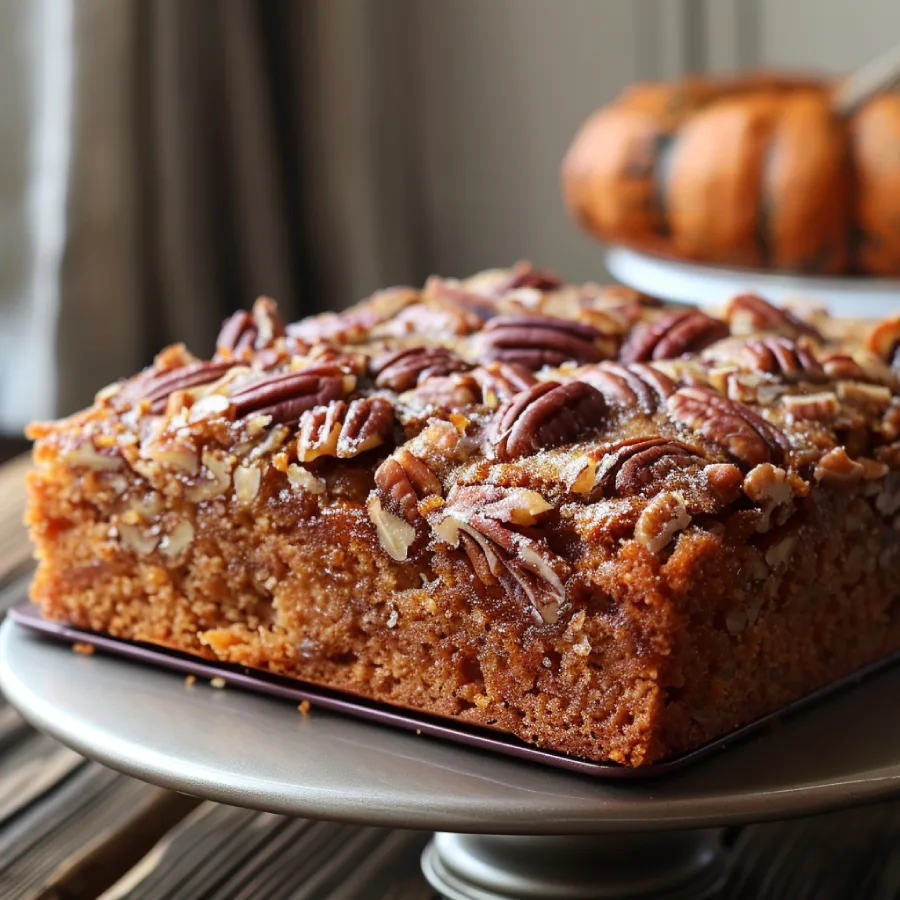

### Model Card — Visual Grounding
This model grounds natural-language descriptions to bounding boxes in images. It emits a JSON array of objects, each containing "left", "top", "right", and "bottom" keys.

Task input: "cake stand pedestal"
[
  {"left": 2, "top": 619, "right": 900, "bottom": 900},
  {"left": 605, "top": 246, "right": 900, "bottom": 318}
]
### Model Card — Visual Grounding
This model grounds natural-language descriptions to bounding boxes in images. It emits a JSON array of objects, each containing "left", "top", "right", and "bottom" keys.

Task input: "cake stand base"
[{"left": 421, "top": 830, "right": 728, "bottom": 900}]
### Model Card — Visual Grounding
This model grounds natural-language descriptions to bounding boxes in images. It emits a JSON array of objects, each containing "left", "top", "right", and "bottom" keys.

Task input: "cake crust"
[{"left": 26, "top": 267, "right": 900, "bottom": 766}]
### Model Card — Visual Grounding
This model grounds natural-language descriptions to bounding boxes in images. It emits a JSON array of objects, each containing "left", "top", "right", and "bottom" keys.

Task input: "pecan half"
[
  {"left": 577, "top": 361, "right": 675, "bottom": 413},
  {"left": 619, "top": 310, "right": 729, "bottom": 363},
  {"left": 429, "top": 485, "right": 568, "bottom": 625},
  {"left": 737, "top": 336, "right": 824, "bottom": 380},
  {"left": 590, "top": 437, "right": 704, "bottom": 498},
  {"left": 123, "top": 360, "right": 237, "bottom": 414},
  {"left": 724, "top": 293, "right": 821, "bottom": 339},
  {"left": 216, "top": 297, "right": 284, "bottom": 359},
  {"left": 229, "top": 365, "right": 352, "bottom": 424},
  {"left": 374, "top": 447, "right": 443, "bottom": 524},
  {"left": 667, "top": 386, "right": 789, "bottom": 468},
  {"left": 470, "top": 362, "right": 538, "bottom": 407},
  {"left": 480, "top": 314, "right": 604, "bottom": 369},
  {"left": 486, "top": 381, "right": 607, "bottom": 460},
  {"left": 490, "top": 261, "right": 563, "bottom": 294},
  {"left": 297, "top": 397, "right": 394, "bottom": 461},
  {"left": 370, "top": 347, "right": 471, "bottom": 391}
]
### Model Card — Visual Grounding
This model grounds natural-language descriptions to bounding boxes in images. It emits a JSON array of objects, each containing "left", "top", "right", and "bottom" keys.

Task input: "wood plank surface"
[{"left": 0, "top": 454, "right": 32, "bottom": 586}]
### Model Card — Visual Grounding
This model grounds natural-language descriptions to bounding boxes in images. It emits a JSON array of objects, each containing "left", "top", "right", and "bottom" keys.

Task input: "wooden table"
[{"left": 1, "top": 452, "right": 900, "bottom": 899}]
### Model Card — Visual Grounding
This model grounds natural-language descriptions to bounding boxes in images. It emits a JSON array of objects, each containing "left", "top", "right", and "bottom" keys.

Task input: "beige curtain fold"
[{"left": 0, "top": 0, "right": 425, "bottom": 430}]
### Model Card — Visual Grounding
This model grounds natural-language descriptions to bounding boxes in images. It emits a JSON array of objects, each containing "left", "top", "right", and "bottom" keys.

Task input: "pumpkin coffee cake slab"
[{"left": 25, "top": 264, "right": 900, "bottom": 766}]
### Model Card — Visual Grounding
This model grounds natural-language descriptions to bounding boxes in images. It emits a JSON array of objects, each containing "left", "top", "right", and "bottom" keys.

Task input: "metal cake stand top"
[{"left": 2, "top": 619, "right": 900, "bottom": 836}]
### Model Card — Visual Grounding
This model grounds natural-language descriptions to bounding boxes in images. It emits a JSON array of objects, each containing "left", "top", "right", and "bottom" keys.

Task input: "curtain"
[{"left": 0, "top": 0, "right": 426, "bottom": 431}]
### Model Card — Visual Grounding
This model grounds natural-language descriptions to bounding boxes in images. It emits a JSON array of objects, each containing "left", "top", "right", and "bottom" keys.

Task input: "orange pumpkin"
[{"left": 562, "top": 73, "right": 899, "bottom": 276}]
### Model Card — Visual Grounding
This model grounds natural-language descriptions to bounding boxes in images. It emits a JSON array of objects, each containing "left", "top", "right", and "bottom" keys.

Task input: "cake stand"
[
  {"left": 3, "top": 619, "right": 900, "bottom": 900},
  {"left": 605, "top": 246, "right": 900, "bottom": 319}
]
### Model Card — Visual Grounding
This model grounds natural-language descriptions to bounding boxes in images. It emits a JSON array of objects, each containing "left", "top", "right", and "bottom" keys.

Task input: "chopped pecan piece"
[
  {"left": 782, "top": 392, "right": 840, "bottom": 422},
  {"left": 814, "top": 447, "right": 865, "bottom": 485},
  {"left": 383, "top": 301, "right": 483, "bottom": 337},
  {"left": 470, "top": 362, "right": 538, "bottom": 407},
  {"left": 737, "top": 337, "right": 824, "bottom": 380},
  {"left": 486, "top": 381, "right": 607, "bottom": 460},
  {"left": 820, "top": 354, "right": 870, "bottom": 382},
  {"left": 374, "top": 447, "right": 443, "bottom": 524},
  {"left": 229, "top": 366, "right": 352, "bottom": 424},
  {"left": 297, "top": 397, "right": 394, "bottom": 461},
  {"left": 429, "top": 485, "right": 567, "bottom": 625},
  {"left": 724, "top": 293, "right": 821, "bottom": 339},
  {"left": 577, "top": 361, "right": 675, "bottom": 412},
  {"left": 216, "top": 297, "right": 284, "bottom": 359},
  {"left": 423, "top": 276, "right": 499, "bottom": 321},
  {"left": 620, "top": 310, "right": 729, "bottom": 363},
  {"left": 590, "top": 437, "right": 704, "bottom": 498},
  {"left": 370, "top": 347, "right": 471, "bottom": 392},
  {"left": 367, "top": 496, "right": 417, "bottom": 562},
  {"left": 866, "top": 316, "right": 900, "bottom": 368},
  {"left": 287, "top": 289, "right": 416, "bottom": 346},
  {"left": 634, "top": 492, "right": 691, "bottom": 553},
  {"left": 409, "top": 374, "right": 482, "bottom": 410},
  {"left": 123, "top": 360, "right": 237, "bottom": 414},
  {"left": 667, "top": 386, "right": 789, "bottom": 468},
  {"left": 480, "top": 314, "right": 604, "bottom": 369}
]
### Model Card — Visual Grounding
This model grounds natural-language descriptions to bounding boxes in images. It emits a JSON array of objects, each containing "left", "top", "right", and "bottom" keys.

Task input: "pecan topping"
[
  {"left": 591, "top": 437, "right": 704, "bottom": 498},
  {"left": 229, "top": 365, "right": 352, "bottom": 424},
  {"left": 667, "top": 387, "right": 789, "bottom": 468},
  {"left": 736, "top": 337, "right": 824, "bottom": 380},
  {"left": 370, "top": 347, "right": 471, "bottom": 392},
  {"left": 724, "top": 293, "right": 821, "bottom": 339},
  {"left": 124, "top": 360, "right": 237, "bottom": 414},
  {"left": 578, "top": 361, "right": 675, "bottom": 412},
  {"left": 429, "top": 485, "right": 567, "bottom": 625},
  {"left": 297, "top": 397, "right": 394, "bottom": 461},
  {"left": 480, "top": 314, "right": 604, "bottom": 369},
  {"left": 374, "top": 448, "right": 443, "bottom": 524},
  {"left": 619, "top": 310, "right": 729, "bottom": 363},
  {"left": 486, "top": 381, "right": 607, "bottom": 460},
  {"left": 216, "top": 297, "right": 284, "bottom": 359},
  {"left": 470, "top": 362, "right": 538, "bottom": 407},
  {"left": 866, "top": 316, "right": 900, "bottom": 369}
]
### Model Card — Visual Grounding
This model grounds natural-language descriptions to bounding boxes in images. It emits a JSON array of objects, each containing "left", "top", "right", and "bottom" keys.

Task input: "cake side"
[{"left": 25, "top": 267, "right": 900, "bottom": 766}]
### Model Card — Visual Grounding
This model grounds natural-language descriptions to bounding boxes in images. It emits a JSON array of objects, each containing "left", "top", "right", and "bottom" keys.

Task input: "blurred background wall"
[{"left": 1, "top": 0, "right": 899, "bottom": 430}]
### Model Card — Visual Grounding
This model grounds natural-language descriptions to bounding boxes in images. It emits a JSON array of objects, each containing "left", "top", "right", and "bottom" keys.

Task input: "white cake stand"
[
  {"left": 3, "top": 618, "right": 900, "bottom": 900},
  {"left": 606, "top": 247, "right": 900, "bottom": 319}
]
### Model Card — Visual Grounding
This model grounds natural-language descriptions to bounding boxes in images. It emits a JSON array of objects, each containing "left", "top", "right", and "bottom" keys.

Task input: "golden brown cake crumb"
[
  {"left": 25, "top": 265, "right": 900, "bottom": 766},
  {"left": 72, "top": 642, "right": 94, "bottom": 656}
]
